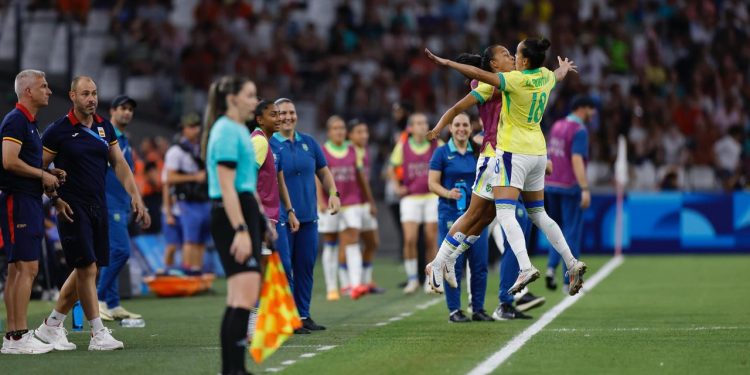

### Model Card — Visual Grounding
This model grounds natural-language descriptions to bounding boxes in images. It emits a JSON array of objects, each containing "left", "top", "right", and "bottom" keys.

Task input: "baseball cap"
[{"left": 111, "top": 95, "right": 137, "bottom": 109}]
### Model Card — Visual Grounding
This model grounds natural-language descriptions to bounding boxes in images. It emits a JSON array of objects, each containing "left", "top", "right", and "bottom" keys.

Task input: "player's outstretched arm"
[
  {"left": 554, "top": 56, "right": 578, "bottom": 82},
  {"left": 424, "top": 48, "right": 500, "bottom": 87},
  {"left": 427, "top": 93, "right": 478, "bottom": 141}
]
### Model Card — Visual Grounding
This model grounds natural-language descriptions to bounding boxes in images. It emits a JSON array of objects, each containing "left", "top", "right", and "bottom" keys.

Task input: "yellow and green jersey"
[{"left": 495, "top": 67, "right": 556, "bottom": 155}]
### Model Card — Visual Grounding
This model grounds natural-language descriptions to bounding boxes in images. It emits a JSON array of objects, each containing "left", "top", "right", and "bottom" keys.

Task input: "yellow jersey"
[{"left": 495, "top": 67, "right": 556, "bottom": 155}]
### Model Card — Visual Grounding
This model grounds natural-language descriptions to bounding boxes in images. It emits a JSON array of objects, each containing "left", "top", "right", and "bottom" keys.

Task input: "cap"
[
  {"left": 570, "top": 95, "right": 596, "bottom": 110},
  {"left": 180, "top": 112, "right": 202, "bottom": 128},
  {"left": 111, "top": 95, "right": 137, "bottom": 109}
]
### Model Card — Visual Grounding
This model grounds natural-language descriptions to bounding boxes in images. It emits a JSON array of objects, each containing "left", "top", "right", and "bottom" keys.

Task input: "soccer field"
[{"left": 2, "top": 255, "right": 749, "bottom": 375}]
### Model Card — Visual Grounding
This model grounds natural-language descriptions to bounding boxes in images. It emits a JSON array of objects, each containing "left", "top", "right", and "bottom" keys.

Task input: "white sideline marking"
[
  {"left": 318, "top": 345, "right": 337, "bottom": 351},
  {"left": 467, "top": 256, "right": 625, "bottom": 375},
  {"left": 282, "top": 344, "right": 338, "bottom": 348},
  {"left": 375, "top": 298, "right": 441, "bottom": 327},
  {"left": 548, "top": 326, "right": 745, "bottom": 333},
  {"left": 281, "top": 360, "right": 296, "bottom": 365},
  {"left": 265, "top": 368, "right": 282, "bottom": 373},
  {"left": 300, "top": 353, "right": 317, "bottom": 358}
]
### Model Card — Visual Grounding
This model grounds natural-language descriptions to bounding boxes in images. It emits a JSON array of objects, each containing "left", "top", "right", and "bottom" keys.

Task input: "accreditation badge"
[{"left": 98, "top": 127, "right": 107, "bottom": 138}]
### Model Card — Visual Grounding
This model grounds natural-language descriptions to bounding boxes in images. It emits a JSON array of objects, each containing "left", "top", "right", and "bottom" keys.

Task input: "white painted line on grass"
[
  {"left": 300, "top": 353, "right": 317, "bottom": 358},
  {"left": 375, "top": 298, "right": 441, "bottom": 327},
  {"left": 389, "top": 316, "right": 403, "bottom": 322},
  {"left": 318, "top": 345, "right": 337, "bottom": 351},
  {"left": 265, "top": 368, "right": 282, "bottom": 373},
  {"left": 375, "top": 322, "right": 388, "bottom": 326},
  {"left": 281, "top": 360, "right": 296, "bottom": 365},
  {"left": 467, "top": 256, "right": 625, "bottom": 375},
  {"left": 548, "top": 326, "right": 746, "bottom": 333}
]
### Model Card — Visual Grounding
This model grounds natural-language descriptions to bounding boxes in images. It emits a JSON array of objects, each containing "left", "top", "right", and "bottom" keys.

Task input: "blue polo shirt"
[
  {"left": 105, "top": 126, "right": 135, "bottom": 211},
  {"left": 206, "top": 116, "right": 257, "bottom": 199},
  {"left": 270, "top": 131, "right": 327, "bottom": 223},
  {"left": 0, "top": 103, "right": 43, "bottom": 197},
  {"left": 42, "top": 109, "right": 118, "bottom": 206},
  {"left": 429, "top": 139, "right": 477, "bottom": 218}
]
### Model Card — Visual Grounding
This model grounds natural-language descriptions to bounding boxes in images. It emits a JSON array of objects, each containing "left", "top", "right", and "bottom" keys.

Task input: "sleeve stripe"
[
  {"left": 109, "top": 140, "right": 119, "bottom": 145},
  {"left": 2, "top": 137, "right": 23, "bottom": 145},
  {"left": 42, "top": 146, "right": 57, "bottom": 154},
  {"left": 497, "top": 72, "right": 506, "bottom": 91},
  {"left": 470, "top": 90, "right": 486, "bottom": 104}
]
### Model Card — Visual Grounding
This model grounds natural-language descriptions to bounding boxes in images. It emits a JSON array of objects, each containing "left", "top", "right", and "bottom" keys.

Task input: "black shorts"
[
  {"left": 211, "top": 193, "right": 263, "bottom": 277},
  {"left": 0, "top": 192, "right": 44, "bottom": 263},
  {"left": 58, "top": 201, "right": 109, "bottom": 268}
]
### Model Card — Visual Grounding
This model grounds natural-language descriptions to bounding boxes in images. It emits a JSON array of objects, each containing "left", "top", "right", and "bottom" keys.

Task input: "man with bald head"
[
  {"left": 1, "top": 70, "right": 59, "bottom": 354},
  {"left": 35, "top": 76, "right": 150, "bottom": 351}
]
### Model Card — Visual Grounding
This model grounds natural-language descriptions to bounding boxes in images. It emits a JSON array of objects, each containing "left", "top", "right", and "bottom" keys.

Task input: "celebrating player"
[{"left": 425, "top": 37, "right": 588, "bottom": 295}]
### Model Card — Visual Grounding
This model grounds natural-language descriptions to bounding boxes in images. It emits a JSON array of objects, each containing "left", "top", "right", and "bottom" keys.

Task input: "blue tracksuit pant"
[
  {"left": 284, "top": 220, "right": 318, "bottom": 318},
  {"left": 97, "top": 208, "right": 130, "bottom": 309},
  {"left": 439, "top": 214, "right": 488, "bottom": 313},
  {"left": 545, "top": 191, "right": 583, "bottom": 285}
]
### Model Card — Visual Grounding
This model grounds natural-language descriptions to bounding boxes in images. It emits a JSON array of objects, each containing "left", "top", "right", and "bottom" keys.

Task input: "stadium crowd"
[{"left": 95, "top": 0, "right": 750, "bottom": 192}]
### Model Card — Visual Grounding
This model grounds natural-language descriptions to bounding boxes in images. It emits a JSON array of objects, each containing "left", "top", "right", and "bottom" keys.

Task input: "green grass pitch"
[{"left": 2, "top": 255, "right": 748, "bottom": 374}]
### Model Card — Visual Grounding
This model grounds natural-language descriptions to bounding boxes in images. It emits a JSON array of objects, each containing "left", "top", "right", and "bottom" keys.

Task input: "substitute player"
[
  {"left": 425, "top": 37, "right": 587, "bottom": 295},
  {"left": 545, "top": 96, "right": 596, "bottom": 293},
  {"left": 389, "top": 113, "right": 441, "bottom": 294},
  {"left": 97, "top": 95, "right": 142, "bottom": 322},
  {"left": 36, "top": 76, "right": 150, "bottom": 351},
  {"left": 1, "top": 70, "right": 58, "bottom": 354},
  {"left": 318, "top": 116, "right": 374, "bottom": 300},
  {"left": 348, "top": 119, "right": 382, "bottom": 294}
]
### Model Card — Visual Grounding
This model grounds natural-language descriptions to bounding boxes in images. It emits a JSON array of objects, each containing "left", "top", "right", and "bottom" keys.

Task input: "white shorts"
[
  {"left": 318, "top": 205, "right": 364, "bottom": 233},
  {"left": 493, "top": 150, "right": 547, "bottom": 192},
  {"left": 471, "top": 156, "right": 496, "bottom": 201},
  {"left": 399, "top": 194, "right": 438, "bottom": 224},
  {"left": 361, "top": 203, "right": 378, "bottom": 231}
]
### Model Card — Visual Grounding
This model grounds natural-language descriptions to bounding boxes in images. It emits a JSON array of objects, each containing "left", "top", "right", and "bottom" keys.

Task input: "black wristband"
[
  {"left": 287, "top": 207, "right": 296, "bottom": 215},
  {"left": 235, "top": 223, "right": 248, "bottom": 233}
]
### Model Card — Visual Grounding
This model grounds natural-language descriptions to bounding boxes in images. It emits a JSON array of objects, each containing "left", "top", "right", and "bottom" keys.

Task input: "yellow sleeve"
[
  {"left": 498, "top": 70, "right": 523, "bottom": 93},
  {"left": 251, "top": 135, "right": 268, "bottom": 167},
  {"left": 355, "top": 147, "right": 365, "bottom": 169},
  {"left": 470, "top": 82, "right": 495, "bottom": 104},
  {"left": 389, "top": 142, "right": 404, "bottom": 166},
  {"left": 437, "top": 139, "right": 446, "bottom": 147}
]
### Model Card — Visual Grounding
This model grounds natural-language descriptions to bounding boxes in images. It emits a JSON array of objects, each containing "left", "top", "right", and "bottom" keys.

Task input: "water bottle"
[
  {"left": 120, "top": 319, "right": 146, "bottom": 328},
  {"left": 71, "top": 301, "right": 84, "bottom": 331},
  {"left": 455, "top": 181, "right": 467, "bottom": 213}
]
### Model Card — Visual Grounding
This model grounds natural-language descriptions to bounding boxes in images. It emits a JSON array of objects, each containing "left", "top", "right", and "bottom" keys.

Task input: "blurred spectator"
[{"left": 714, "top": 126, "right": 744, "bottom": 191}]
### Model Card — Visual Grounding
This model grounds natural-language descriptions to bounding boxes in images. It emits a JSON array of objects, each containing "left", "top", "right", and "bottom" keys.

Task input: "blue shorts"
[
  {"left": 177, "top": 201, "right": 211, "bottom": 244},
  {"left": 58, "top": 201, "right": 109, "bottom": 268},
  {"left": 162, "top": 213, "right": 183, "bottom": 246},
  {"left": 0, "top": 192, "right": 44, "bottom": 263}
]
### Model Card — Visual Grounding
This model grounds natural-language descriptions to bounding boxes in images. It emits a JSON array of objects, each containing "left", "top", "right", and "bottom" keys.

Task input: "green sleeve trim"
[
  {"left": 497, "top": 72, "right": 506, "bottom": 91},
  {"left": 470, "top": 90, "right": 485, "bottom": 104}
]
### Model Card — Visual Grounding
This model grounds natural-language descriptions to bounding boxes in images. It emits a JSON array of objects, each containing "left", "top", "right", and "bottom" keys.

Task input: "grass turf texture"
[{"left": 1, "top": 255, "right": 748, "bottom": 374}]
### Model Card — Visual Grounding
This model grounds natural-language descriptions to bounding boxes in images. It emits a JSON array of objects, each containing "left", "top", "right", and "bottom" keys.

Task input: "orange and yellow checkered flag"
[{"left": 250, "top": 252, "right": 302, "bottom": 363}]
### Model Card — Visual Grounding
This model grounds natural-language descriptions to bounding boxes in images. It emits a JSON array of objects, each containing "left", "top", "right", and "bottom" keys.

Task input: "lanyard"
[{"left": 79, "top": 125, "right": 109, "bottom": 148}]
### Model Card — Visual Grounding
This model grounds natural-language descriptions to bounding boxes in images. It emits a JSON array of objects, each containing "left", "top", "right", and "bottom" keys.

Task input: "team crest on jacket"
[{"left": 302, "top": 143, "right": 309, "bottom": 152}]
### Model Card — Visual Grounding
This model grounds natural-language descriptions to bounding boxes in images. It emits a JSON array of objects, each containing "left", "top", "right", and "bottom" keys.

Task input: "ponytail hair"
[
  {"left": 201, "top": 75, "right": 252, "bottom": 160},
  {"left": 455, "top": 44, "right": 501, "bottom": 78},
  {"left": 520, "top": 37, "right": 551, "bottom": 69}
]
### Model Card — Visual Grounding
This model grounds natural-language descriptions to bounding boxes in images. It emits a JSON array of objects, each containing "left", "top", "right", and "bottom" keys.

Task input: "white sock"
[
  {"left": 496, "top": 200, "right": 533, "bottom": 270},
  {"left": 46, "top": 309, "right": 66, "bottom": 327},
  {"left": 450, "top": 235, "right": 479, "bottom": 260},
  {"left": 546, "top": 267, "right": 555, "bottom": 277},
  {"left": 338, "top": 266, "right": 350, "bottom": 290},
  {"left": 435, "top": 232, "right": 466, "bottom": 264},
  {"left": 526, "top": 203, "right": 577, "bottom": 269},
  {"left": 490, "top": 219, "right": 505, "bottom": 255},
  {"left": 404, "top": 259, "right": 418, "bottom": 281},
  {"left": 322, "top": 242, "right": 339, "bottom": 293},
  {"left": 465, "top": 262, "right": 472, "bottom": 300},
  {"left": 362, "top": 262, "right": 373, "bottom": 285},
  {"left": 90, "top": 317, "right": 104, "bottom": 332},
  {"left": 345, "top": 244, "right": 363, "bottom": 288}
]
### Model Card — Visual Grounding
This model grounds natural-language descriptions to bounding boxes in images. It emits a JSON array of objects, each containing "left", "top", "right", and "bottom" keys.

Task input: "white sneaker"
[
  {"left": 36, "top": 321, "right": 77, "bottom": 351},
  {"left": 566, "top": 261, "right": 588, "bottom": 296},
  {"left": 425, "top": 263, "right": 444, "bottom": 294},
  {"left": 2, "top": 331, "right": 54, "bottom": 354},
  {"left": 109, "top": 306, "right": 142, "bottom": 320},
  {"left": 508, "top": 266, "right": 541, "bottom": 295},
  {"left": 402, "top": 280, "right": 420, "bottom": 294},
  {"left": 443, "top": 259, "right": 458, "bottom": 288},
  {"left": 1, "top": 336, "right": 14, "bottom": 354},
  {"left": 89, "top": 328, "right": 124, "bottom": 351},
  {"left": 99, "top": 301, "right": 114, "bottom": 321}
]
